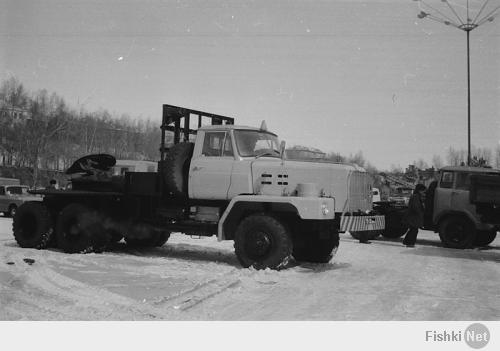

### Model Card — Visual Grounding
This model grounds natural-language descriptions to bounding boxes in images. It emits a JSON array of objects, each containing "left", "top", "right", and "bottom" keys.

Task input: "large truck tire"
[
  {"left": 13, "top": 201, "right": 54, "bottom": 249},
  {"left": 108, "top": 229, "right": 123, "bottom": 244},
  {"left": 125, "top": 230, "right": 170, "bottom": 247},
  {"left": 382, "top": 209, "right": 408, "bottom": 238},
  {"left": 234, "top": 213, "right": 292, "bottom": 270},
  {"left": 163, "top": 142, "right": 194, "bottom": 199},
  {"left": 438, "top": 216, "right": 476, "bottom": 249},
  {"left": 474, "top": 230, "right": 497, "bottom": 247},
  {"left": 56, "top": 203, "right": 109, "bottom": 253},
  {"left": 293, "top": 227, "right": 339, "bottom": 263}
]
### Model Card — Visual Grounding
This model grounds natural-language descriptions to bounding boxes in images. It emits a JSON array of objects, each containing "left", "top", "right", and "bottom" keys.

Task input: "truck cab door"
[
  {"left": 189, "top": 131, "right": 235, "bottom": 200},
  {"left": 433, "top": 170, "right": 454, "bottom": 222},
  {"left": 451, "top": 172, "right": 477, "bottom": 216}
]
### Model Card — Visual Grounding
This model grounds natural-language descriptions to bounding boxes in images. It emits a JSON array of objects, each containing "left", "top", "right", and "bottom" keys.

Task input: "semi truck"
[{"left": 12, "top": 104, "right": 384, "bottom": 269}]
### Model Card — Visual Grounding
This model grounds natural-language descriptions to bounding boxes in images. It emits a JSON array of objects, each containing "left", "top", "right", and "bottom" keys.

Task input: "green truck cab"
[{"left": 425, "top": 166, "right": 500, "bottom": 248}]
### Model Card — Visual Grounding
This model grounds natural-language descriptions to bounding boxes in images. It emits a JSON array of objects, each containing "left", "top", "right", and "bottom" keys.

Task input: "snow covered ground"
[{"left": 0, "top": 215, "right": 499, "bottom": 320}]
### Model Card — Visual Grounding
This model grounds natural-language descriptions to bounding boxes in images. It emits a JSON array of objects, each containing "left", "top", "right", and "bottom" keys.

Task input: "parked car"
[{"left": 0, "top": 185, "right": 41, "bottom": 217}]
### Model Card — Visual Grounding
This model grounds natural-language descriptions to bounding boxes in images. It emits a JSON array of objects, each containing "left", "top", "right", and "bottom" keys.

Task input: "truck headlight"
[{"left": 321, "top": 204, "right": 330, "bottom": 215}]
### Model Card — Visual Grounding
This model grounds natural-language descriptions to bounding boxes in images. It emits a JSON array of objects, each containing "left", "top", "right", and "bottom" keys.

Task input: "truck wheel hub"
[
  {"left": 246, "top": 231, "right": 272, "bottom": 258},
  {"left": 449, "top": 223, "right": 466, "bottom": 242}
]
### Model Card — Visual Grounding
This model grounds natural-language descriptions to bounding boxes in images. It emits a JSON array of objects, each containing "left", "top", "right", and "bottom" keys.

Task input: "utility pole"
[{"left": 414, "top": 0, "right": 499, "bottom": 166}]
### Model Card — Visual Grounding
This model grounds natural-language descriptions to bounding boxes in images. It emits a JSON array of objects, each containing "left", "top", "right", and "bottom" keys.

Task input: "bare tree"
[
  {"left": 390, "top": 164, "right": 403, "bottom": 174},
  {"left": 347, "top": 151, "right": 366, "bottom": 168},
  {"left": 0, "top": 77, "right": 29, "bottom": 108},
  {"left": 325, "top": 152, "right": 345, "bottom": 163},
  {"left": 414, "top": 158, "right": 429, "bottom": 170},
  {"left": 447, "top": 146, "right": 494, "bottom": 167},
  {"left": 431, "top": 154, "right": 444, "bottom": 169},
  {"left": 447, "top": 147, "right": 466, "bottom": 166},
  {"left": 472, "top": 146, "right": 492, "bottom": 166},
  {"left": 25, "top": 90, "right": 69, "bottom": 186},
  {"left": 0, "top": 78, "right": 30, "bottom": 166}
]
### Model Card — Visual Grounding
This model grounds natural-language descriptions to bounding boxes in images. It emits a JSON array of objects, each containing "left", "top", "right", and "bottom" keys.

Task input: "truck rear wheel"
[
  {"left": 293, "top": 227, "right": 339, "bottom": 263},
  {"left": 474, "top": 230, "right": 497, "bottom": 247},
  {"left": 439, "top": 216, "right": 476, "bottom": 249},
  {"left": 56, "top": 203, "right": 109, "bottom": 253},
  {"left": 163, "top": 142, "right": 194, "bottom": 199},
  {"left": 13, "top": 202, "right": 54, "bottom": 249},
  {"left": 234, "top": 214, "right": 292, "bottom": 270},
  {"left": 108, "top": 229, "right": 123, "bottom": 244}
]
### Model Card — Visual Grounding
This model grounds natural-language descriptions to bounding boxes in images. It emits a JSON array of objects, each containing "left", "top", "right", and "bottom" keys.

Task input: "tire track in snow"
[
  {"left": 1, "top": 250, "right": 178, "bottom": 319},
  {"left": 153, "top": 268, "right": 247, "bottom": 311}
]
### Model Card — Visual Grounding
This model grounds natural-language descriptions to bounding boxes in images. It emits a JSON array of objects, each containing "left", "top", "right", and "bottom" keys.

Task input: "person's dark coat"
[{"left": 405, "top": 192, "right": 425, "bottom": 228}]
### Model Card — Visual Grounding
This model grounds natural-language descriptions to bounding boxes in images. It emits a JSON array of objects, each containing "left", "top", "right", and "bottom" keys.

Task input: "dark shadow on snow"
[
  {"left": 291, "top": 261, "right": 351, "bottom": 273},
  {"left": 400, "top": 246, "right": 500, "bottom": 263},
  {"left": 108, "top": 242, "right": 241, "bottom": 268},
  {"left": 343, "top": 233, "right": 500, "bottom": 252}
]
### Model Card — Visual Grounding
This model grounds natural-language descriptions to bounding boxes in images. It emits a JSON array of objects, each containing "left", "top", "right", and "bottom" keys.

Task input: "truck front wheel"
[
  {"left": 439, "top": 216, "right": 476, "bottom": 249},
  {"left": 234, "top": 214, "right": 292, "bottom": 270},
  {"left": 56, "top": 203, "right": 109, "bottom": 253}
]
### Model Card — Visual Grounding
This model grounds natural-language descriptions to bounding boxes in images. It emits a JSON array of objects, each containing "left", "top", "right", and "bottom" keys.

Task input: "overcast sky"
[{"left": 1, "top": 0, "right": 499, "bottom": 170}]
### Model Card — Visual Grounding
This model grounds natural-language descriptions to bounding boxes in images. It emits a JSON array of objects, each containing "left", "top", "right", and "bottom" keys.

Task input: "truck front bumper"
[{"left": 340, "top": 214, "right": 385, "bottom": 233}]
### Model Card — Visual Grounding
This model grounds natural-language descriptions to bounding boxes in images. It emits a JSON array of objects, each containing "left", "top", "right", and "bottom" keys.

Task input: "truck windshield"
[
  {"left": 234, "top": 130, "right": 280, "bottom": 158},
  {"left": 7, "top": 186, "right": 29, "bottom": 195}
]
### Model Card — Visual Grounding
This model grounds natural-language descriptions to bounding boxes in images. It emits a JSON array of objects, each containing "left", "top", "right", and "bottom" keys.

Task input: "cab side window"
[
  {"left": 455, "top": 172, "right": 471, "bottom": 190},
  {"left": 440, "top": 171, "right": 454, "bottom": 189},
  {"left": 0, "top": 187, "right": 5, "bottom": 195},
  {"left": 202, "top": 132, "right": 233, "bottom": 157}
]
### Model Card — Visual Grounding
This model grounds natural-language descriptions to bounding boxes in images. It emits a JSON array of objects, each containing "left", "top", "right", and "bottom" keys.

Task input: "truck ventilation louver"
[
  {"left": 277, "top": 174, "right": 288, "bottom": 185},
  {"left": 260, "top": 174, "right": 289, "bottom": 185}
]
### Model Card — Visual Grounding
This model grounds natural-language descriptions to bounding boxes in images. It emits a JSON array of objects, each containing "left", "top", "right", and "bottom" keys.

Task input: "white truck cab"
[{"left": 188, "top": 123, "right": 383, "bottom": 238}]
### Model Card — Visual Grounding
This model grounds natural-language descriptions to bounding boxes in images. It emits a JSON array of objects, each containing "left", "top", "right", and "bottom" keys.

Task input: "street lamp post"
[{"left": 414, "top": 0, "right": 499, "bottom": 166}]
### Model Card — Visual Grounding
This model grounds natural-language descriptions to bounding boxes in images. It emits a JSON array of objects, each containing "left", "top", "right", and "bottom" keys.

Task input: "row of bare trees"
[
  {"left": 1, "top": 77, "right": 498, "bottom": 186},
  {"left": 410, "top": 146, "right": 500, "bottom": 171},
  {"left": 0, "top": 78, "right": 161, "bottom": 186}
]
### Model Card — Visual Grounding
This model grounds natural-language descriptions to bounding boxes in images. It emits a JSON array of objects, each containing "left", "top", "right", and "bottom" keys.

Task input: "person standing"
[
  {"left": 402, "top": 183, "right": 426, "bottom": 247},
  {"left": 46, "top": 179, "right": 58, "bottom": 190}
]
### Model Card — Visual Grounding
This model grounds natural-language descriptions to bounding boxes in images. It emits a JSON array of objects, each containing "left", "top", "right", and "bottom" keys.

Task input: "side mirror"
[{"left": 280, "top": 140, "right": 286, "bottom": 160}]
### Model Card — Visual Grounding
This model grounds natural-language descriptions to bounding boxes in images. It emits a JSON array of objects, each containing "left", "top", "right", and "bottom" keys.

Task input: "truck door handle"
[{"left": 192, "top": 166, "right": 203, "bottom": 172}]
